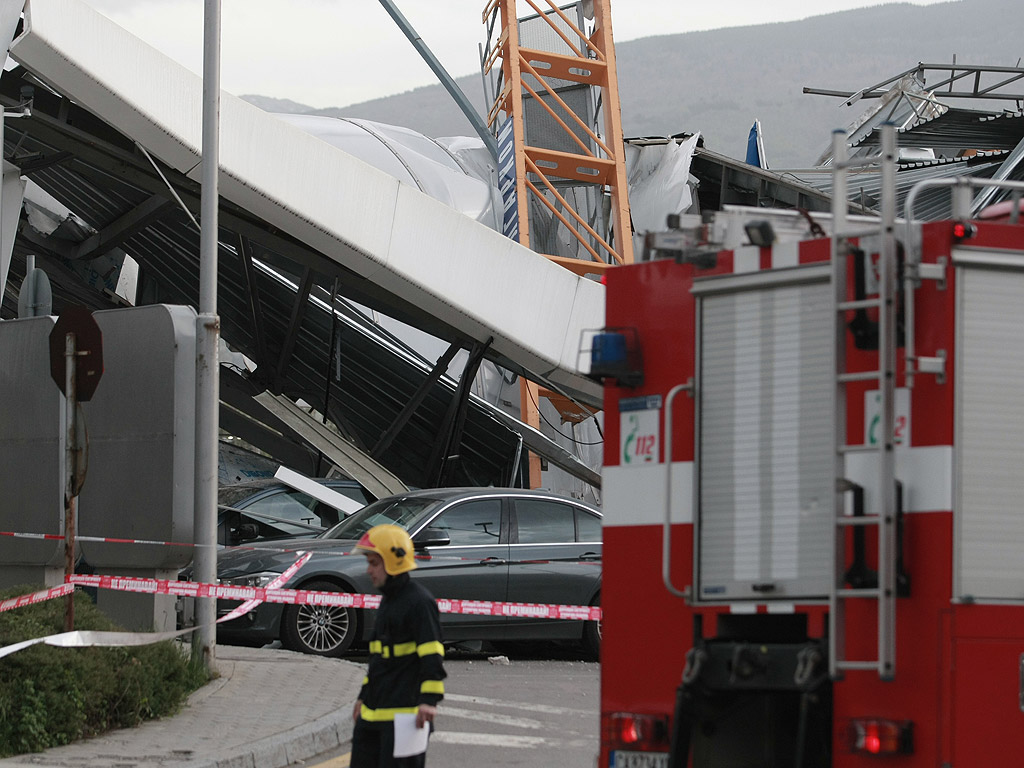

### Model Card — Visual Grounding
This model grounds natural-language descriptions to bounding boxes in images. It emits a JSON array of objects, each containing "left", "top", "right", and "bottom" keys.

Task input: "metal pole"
[
  {"left": 829, "top": 128, "right": 848, "bottom": 680},
  {"left": 193, "top": 0, "right": 221, "bottom": 673},
  {"left": 317, "top": 277, "right": 341, "bottom": 475},
  {"left": 878, "top": 123, "right": 897, "bottom": 680},
  {"left": 0, "top": 0, "right": 25, "bottom": 304},
  {"left": 0, "top": 110, "right": 4, "bottom": 304},
  {"left": 377, "top": 0, "right": 499, "bottom": 164},
  {"left": 63, "top": 332, "right": 77, "bottom": 632}
]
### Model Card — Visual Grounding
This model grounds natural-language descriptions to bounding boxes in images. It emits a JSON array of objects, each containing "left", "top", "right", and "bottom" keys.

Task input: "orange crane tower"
[{"left": 482, "top": 0, "right": 632, "bottom": 486}]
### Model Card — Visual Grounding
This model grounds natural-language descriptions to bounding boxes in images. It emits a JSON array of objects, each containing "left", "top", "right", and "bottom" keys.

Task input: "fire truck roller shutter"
[
  {"left": 695, "top": 269, "right": 833, "bottom": 601},
  {"left": 955, "top": 261, "right": 1024, "bottom": 601}
]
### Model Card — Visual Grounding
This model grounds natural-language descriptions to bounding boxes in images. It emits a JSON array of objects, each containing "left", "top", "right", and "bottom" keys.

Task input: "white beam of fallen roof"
[
  {"left": 7, "top": 0, "right": 604, "bottom": 407},
  {"left": 273, "top": 465, "right": 366, "bottom": 518},
  {"left": 256, "top": 392, "right": 410, "bottom": 501}
]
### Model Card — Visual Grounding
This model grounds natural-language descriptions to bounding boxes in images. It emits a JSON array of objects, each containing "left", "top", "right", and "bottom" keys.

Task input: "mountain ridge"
[{"left": 242, "top": 0, "right": 1021, "bottom": 168}]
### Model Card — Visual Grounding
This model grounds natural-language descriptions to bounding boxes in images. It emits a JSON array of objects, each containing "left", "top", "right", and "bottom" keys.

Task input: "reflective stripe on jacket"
[{"left": 358, "top": 573, "right": 446, "bottom": 723}]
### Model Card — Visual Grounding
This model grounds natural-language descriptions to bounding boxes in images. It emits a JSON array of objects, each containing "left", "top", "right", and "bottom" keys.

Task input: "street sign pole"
[
  {"left": 193, "top": 0, "right": 221, "bottom": 675},
  {"left": 63, "top": 331, "right": 77, "bottom": 632},
  {"left": 49, "top": 305, "right": 103, "bottom": 632}
]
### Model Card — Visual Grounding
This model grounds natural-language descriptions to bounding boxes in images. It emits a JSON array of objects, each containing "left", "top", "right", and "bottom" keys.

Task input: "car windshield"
[
  {"left": 218, "top": 482, "right": 274, "bottom": 508},
  {"left": 319, "top": 496, "right": 441, "bottom": 541}
]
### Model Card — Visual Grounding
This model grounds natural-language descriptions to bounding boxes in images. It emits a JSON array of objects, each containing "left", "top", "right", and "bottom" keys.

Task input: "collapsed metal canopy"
[
  {"left": 799, "top": 62, "right": 1024, "bottom": 221},
  {"left": 3, "top": 0, "right": 603, "bottom": 403},
  {"left": 0, "top": 0, "right": 603, "bottom": 490}
]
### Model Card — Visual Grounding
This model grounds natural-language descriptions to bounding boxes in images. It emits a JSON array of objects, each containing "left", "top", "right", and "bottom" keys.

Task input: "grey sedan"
[{"left": 214, "top": 487, "right": 602, "bottom": 658}]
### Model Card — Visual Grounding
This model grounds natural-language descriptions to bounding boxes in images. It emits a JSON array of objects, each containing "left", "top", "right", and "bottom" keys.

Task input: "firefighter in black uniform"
[{"left": 351, "top": 524, "right": 446, "bottom": 768}]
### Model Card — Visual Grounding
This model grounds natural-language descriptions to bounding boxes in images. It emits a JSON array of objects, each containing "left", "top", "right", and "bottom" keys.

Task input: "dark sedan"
[
  {"left": 215, "top": 487, "right": 602, "bottom": 658},
  {"left": 217, "top": 477, "right": 372, "bottom": 546}
]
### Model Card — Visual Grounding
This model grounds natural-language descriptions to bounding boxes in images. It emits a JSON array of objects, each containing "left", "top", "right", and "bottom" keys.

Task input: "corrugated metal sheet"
[
  {"left": 860, "top": 108, "right": 1024, "bottom": 151},
  {"left": 786, "top": 154, "right": 1014, "bottom": 221}
]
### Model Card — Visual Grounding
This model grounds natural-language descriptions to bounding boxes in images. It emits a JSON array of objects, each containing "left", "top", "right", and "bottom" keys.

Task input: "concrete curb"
[{"left": 181, "top": 708, "right": 352, "bottom": 768}]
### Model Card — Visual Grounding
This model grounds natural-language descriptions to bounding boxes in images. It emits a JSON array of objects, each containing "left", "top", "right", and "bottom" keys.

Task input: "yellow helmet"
[{"left": 353, "top": 524, "right": 417, "bottom": 575}]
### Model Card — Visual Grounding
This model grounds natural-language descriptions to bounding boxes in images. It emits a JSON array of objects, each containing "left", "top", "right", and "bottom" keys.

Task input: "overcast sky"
[{"left": 81, "top": 0, "right": 949, "bottom": 109}]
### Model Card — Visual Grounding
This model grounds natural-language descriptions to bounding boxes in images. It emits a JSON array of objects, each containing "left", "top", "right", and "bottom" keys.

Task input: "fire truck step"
[
  {"left": 836, "top": 587, "right": 883, "bottom": 598},
  {"left": 836, "top": 515, "right": 881, "bottom": 526},
  {"left": 838, "top": 370, "right": 883, "bottom": 383},
  {"left": 837, "top": 298, "right": 883, "bottom": 311},
  {"left": 836, "top": 659, "right": 883, "bottom": 671},
  {"left": 838, "top": 443, "right": 882, "bottom": 454}
]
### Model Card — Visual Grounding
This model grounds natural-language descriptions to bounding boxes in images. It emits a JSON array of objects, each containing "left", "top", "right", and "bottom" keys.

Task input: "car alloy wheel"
[{"left": 281, "top": 580, "right": 358, "bottom": 657}]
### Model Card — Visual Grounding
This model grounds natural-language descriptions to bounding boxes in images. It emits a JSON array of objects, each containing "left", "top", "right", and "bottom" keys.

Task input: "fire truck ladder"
[{"left": 828, "top": 123, "right": 899, "bottom": 681}]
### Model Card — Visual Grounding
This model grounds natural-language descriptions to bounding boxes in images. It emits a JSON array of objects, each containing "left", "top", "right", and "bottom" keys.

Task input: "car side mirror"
[
  {"left": 414, "top": 528, "right": 450, "bottom": 550},
  {"left": 235, "top": 523, "right": 259, "bottom": 542}
]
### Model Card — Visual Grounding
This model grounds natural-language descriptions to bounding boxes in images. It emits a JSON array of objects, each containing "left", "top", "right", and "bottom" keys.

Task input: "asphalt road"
[{"left": 311, "top": 644, "right": 600, "bottom": 768}]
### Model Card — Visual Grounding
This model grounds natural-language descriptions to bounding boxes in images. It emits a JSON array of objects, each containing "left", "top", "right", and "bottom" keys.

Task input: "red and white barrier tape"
[
  {"left": 0, "top": 627, "right": 199, "bottom": 660},
  {"left": 0, "top": 582, "right": 74, "bottom": 614},
  {"left": 0, "top": 560, "right": 316, "bottom": 659},
  {"left": 0, "top": 530, "right": 602, "bottom": 568},
  {"left": 0, "top": 555, "right": 317, "bottom": 658},
  {"left": 0, "top": 530, "right": 205, "bottom": 548},
  {"left": 0, "top": 551, "right": 601, "bottom": 658},
  {"left": 66, "top": 572, "right": 601, "bottom": 621},
  {"left": 218, "top": 552, "right": 312, "bottom": 622},
  {"left": 0, "top": 583, "right": 197, "bottom": 660}
]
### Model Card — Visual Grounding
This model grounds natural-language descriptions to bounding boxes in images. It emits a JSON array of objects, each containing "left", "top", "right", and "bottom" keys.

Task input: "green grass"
[{"left": 0, "top": 585, "right": 209, "bottom": 757}]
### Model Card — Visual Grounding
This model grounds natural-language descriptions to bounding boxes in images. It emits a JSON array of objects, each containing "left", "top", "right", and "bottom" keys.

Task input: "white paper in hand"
[{"left": 393, "top": 713, "right": 430, "bottom": 757}]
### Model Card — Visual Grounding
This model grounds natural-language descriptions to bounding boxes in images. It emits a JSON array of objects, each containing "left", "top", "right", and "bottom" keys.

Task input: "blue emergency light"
[{"left": 589, "top": 328, "right": 643, "bottom": 388}]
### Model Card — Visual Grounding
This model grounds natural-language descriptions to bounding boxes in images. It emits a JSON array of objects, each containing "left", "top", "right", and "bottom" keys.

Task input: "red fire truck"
[{"left": 595, "top": 126, "right": 1024, "bottom": 767}]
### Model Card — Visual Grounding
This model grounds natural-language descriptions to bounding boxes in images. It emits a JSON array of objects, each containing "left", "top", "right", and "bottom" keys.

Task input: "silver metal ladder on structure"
[{"left": 828, "top": 124, "right": 899, "bottom": 681}]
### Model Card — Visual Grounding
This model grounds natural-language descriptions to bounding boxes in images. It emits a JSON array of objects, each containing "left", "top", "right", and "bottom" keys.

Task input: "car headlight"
[{"left": 219, "top": 571, "right": 283, "bottom": 588}]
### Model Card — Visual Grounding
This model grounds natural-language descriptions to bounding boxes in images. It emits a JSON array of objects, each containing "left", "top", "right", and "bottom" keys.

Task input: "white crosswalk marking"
[
  {"left": 429, "top": 658, "right": 599, "bottom": 768},
  {"left": 432, "top": 732, "right": 549, "bottom": 748},
  {"left": 432, "top": 731, "right": 597, "bottom": 750},
  {"left": 443, "top": 692, "right": 593, "bottom": 717},
  {"left": 437, "top": 705, "right": 545, "bottom": 729}
]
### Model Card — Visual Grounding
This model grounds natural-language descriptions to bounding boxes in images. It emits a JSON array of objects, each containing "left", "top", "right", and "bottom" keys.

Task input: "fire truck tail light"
[
  {"left": 844, "top": 718, "right": 913, "bottom": 756},
  {"left": 602, "top": 713, "right": 670, "bottom": 751},
  {"left": 952, "top": 221, "right": 977, "bottom": 241}
]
